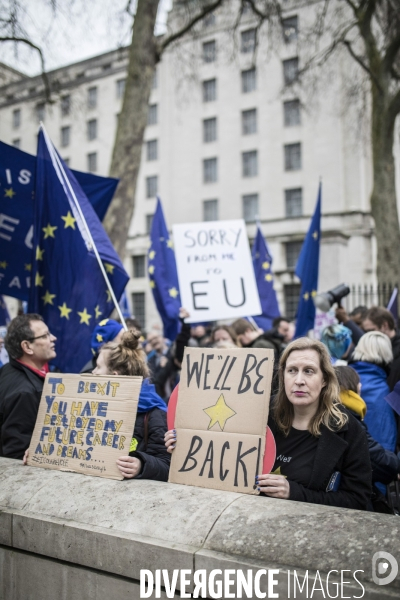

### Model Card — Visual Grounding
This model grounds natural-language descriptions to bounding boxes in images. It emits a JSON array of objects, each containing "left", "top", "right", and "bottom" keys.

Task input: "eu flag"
[
  {"left": 28, "top": 129, "right": 129, "bottom": 373},
  {"left": 148, "top": 198, "right": 180, "bottom": 340},
  {"left": 251, "top": 225, "right": 280, "bottom": 331},
  {"left": 295, "top": 183, "right": 322, "bottom": 338}
]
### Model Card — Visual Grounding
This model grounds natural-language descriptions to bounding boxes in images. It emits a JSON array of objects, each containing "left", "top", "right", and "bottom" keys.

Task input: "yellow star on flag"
[
  {"left": 105, "top": 290, "right": 112, "bottom": 302},
  {"left": 311, "top": 290, "right": 317, "bottom": 298},
  {"left": 78, "top": 308, "right": 92, "bottom": 325},
  {"left": 99, "top": 319, "right": 109, "bottom": 326},
  {"left": 312, "top": 231, "right": 318, "bottom": 240},
  {"left": 36, "top": 246, "right": 44, "bottom": 260},
  {"left": 61, "top": 211, "right": 76, "bottom": 229},
  {"left": 167, "top": 239, "right": 174, "bottom": 248},
  {"left": 262, "top": 262, "right": 270, "bottom": 270},
  {"left": 96, "top": 334, "right": 103, "bottom": 342},
  {"left": 95, "top": 305, "right": 102, "bottom": 319},
  {"left": 4, "top": 188, "right": 16, "bottom": 198},
  {"left": 25, "top": 264, "right": 32, "bottom": 271},
  {"left": 42, "top": 290, "right": 56, "bottom": 305},
  {"left": 303, "top": 292, "right": 309, "bottom": 301},
  {"left": 150, "top": 280, "right": 155, "bottom": 288},
  {"left": 42, "top": 223, "right": 58, "bottom": 239},
  {"left": 104, "top": 263, "right": 114, "bottom": 274},
  {"left": 265, "top": 274, "right": 273, "bottom": 282},
  {"left": 148, "top": 265, "right": 155, "bottom": 275},
  {"left": 203, "top": 394, "right": 237, "bottom": 431},
  {"left": 169, "top": 287, "right": 178, "bottom": 298},
  {"left": 58, "top": 302, "right": 72, "bottom": 319},
  {"left": 149, "top": 250, "right": 156, "bottom": 260},
  {"left": 0, "top": 261, "right": 7, "bottom": 269},
  {"left": 35, "top": 273, "right": 44, "bottom": 287}
]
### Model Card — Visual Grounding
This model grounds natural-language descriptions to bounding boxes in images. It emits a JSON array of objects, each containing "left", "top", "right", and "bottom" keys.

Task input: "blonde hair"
[
  {"left": 273, "top": 337, "right": 348, "bottom": 436},
  {"left": 352, "top": 331, "right": 393, "bottom": 366},
  {"left": 102, "top": 330, "right": 149, "bottom": 377}
]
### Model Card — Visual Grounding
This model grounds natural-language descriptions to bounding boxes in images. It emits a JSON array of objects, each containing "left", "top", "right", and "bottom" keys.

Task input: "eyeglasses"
[{"left": 27, "top": 330, "right": 52, "bottom": 342}]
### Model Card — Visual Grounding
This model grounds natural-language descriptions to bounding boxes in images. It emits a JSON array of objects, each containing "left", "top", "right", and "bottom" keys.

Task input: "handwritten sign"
[
  {"left": 27, "top": 373, "right": 142, "bottom": 480},
  {"left": 169, "top": 347, "right": 274, "bottom": 494},
  {"left": 172, "top": 219, "right": 261, "bottom": 322}
]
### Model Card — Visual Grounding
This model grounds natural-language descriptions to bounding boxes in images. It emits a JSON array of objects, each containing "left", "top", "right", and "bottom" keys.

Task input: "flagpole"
[{"left": 39, "top": 124, "right": 128, "bottom": 330}]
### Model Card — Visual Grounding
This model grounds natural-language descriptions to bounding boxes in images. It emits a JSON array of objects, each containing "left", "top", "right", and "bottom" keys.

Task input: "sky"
[{"left": 2, "top": 0, "right": 173, "bottom": 76}]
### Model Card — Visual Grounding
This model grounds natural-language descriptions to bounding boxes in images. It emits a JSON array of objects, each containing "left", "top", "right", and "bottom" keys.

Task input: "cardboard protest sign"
[
  {"left": 169, "top": 347, "right": 274, "bottom": 494},
  {"left": 172, "top": 219, "right": 262, "bottom": 322},
  {"left": 27, "top": 373, "right": 142, "bottom": 480}
]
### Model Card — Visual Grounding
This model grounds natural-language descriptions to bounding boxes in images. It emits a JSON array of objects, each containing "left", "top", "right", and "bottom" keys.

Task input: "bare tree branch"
[
  {"left": 383, "top": 33, "right": 400, "bottom": 71},
  {"left": 343, "top": 38, "right": 383, "bottom": 93}
]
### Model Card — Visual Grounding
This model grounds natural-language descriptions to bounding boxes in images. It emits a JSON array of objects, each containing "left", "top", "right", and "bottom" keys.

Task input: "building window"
[
  {"left": 242, "top": 150, "right": 258, "bottom": 177},
  {"left": 146, "top": 214, "right": 153, "bottom": 234},
  {"left": 148, "top": 104, "right": 158, "bottom": 125},
  {"left": 61, "top": 95, "right": 70, "bottom": 116},
  {"left": 12, "top": 139, "right": 20, "bottom": 148},
  {"left": 147, "top": 139, "right": 158, "bottom": 161},
  {"left": 284, "top": 99, "right": 301, "bottom": 126},
  {"left": 36, "top": 103, "right": 45, "bottom": 122},
  {"left": 131, "top": 292, "right": 146, "bottom": 330},
  {"left": 241, "top": 68, "right": 256, "bottom": 93},
  {"left": 63, "top": 158, "right": 70, "bottom": 167},
  {"left": 243, "top": 194, "right": 259, "bottom": 223},
  {"left": 87, "top": 119, "right": 97, "bottom": 141},
  {"left": 203, "top": 117, "right": 217, "bottom": 142},
  {"left": 241, "top": 28, "right": 256, "bottom": 53},
  {"left": 61, "top": 126, "right": 70, "bottom": 147},
  {"left": 203, "top": 199, "right": 218, "bottom": 221},
  {"left": 87, "top": 152, "right": 97, "bottom": 173},
  {"left": 116, "top": 78, "right": 126, "bottom": 99},
  {"left": 203, "top": 158, "right": 218, "bottom": 183},
  {"left": 12, "top": 108, "right": 21, "bottom": 128},
  {"left": 283, "top": 16, "right": 298, "bottom": 43},
  {"left": 88, "top": 86, "right": 97, "bottom": 109},
  {"left": 285, "top": 240, "right": 303, "bottom": 270},
  {"left": 203, "top": 40, "right": 216, "bottom": 63},
  {"left": 284, "top": 284, "right": 301, "bottom": 320},
  {"left": 242, "top": 108, "right": 257, "bottom": 135},
  {"left": 203, "top": 12, "right": 216, "bottom": 27},
  {"left": 152, "top": 70, "right": 158, "bottom": 89},
  {"left": 203, "top": 78, "right": 217, "bottom": 102},
  {"left": 285, "top": 188, "right": 303, "bottom": 217},
  {"left": 284, "top": 143, "right": 302, "bottom": 171},
  {"left": 132, "top": 255, "right": 146, "bottom": 278},
  {"left": 283, "top": 58, "right": 299, "bottom": 85},
  {"left": 146, "top": 175, "right": 158, "bottom": 198}
]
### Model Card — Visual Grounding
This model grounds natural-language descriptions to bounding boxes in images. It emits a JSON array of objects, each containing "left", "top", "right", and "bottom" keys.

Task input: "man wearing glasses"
[{"left": 0, "top": 314, "right": 56, "bottom": 459}]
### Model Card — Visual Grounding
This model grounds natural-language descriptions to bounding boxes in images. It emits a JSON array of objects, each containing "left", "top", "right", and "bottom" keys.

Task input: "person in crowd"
[
  {"left": 273, "top": 317, "right": 295, "bottom": 345},
  {"left": 165, "top": 338, "right": 372, "bottom": 510},
  {"left": 80, "top": 318, "right": 124, "bottom": 374},
  {"left": 210, "top": 325, "right": 240, "bottom": 347},
  {"left": 361, "top": 306, "right": 400, "bottom": 390},
  {"left": 320, "top": 324, "right": 353, "bottom": 364},
  {"left": 190, "top": 323, "right": 212, "bottom": 347},
  {"left": 350, "top": 331, "right": 397, "bottom": 452},
  {"left": 146, "top": 328, "right": 174, "bottom": 400},
  {"left": 0, "top": 314, "right": 56, "bottom": 459},
  {"left": 335, "top": 306, "right": 365, "bottom": 345},
  {"left": 335, "top": 365, "right": 400, "bottom": 509},
  {"left": 231, "top": 318, "right": 283, "bottom": 363},
  {"left": 92, "top": 329, "right": 170, "bottom": 481}
]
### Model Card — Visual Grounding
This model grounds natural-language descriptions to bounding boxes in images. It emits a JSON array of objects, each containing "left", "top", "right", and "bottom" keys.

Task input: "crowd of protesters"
[{"left": 1, "top": 301, "right": 400, "bottom": 515}]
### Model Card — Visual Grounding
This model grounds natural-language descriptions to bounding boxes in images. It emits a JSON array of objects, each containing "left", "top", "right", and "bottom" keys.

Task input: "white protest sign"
[{"left": 173, "top": 219, "right": 261, "bottom": 323}]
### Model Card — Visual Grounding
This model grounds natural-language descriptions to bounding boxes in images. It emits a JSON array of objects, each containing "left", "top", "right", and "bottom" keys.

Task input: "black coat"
[
  {"left": 357, "top": 417, "right": 400, "bottom": 484},
  {"left": 0, "top": 358, "right": 44, "bottom": 459},
  {"left": 129, "top": 407, "right": 170, "bottom": 481},
  {"left": 270, "top": 408, "right": 372, "bottom": 510}
]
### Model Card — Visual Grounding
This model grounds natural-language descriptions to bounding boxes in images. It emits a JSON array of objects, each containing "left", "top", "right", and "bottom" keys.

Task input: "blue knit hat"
[
  {"left": 91, "top": 319, "right": 124, "bottom": 354},
  {"left": 320, "top": 324, "right": 352, "bottom": 359}
]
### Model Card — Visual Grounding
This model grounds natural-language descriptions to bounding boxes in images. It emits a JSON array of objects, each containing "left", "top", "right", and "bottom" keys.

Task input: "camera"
[{"left": 313, "top": 283, "right": 350, "bottom": 313}]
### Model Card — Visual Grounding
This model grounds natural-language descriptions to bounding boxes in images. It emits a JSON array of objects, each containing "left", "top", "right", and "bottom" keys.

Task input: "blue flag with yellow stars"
[
  {"left": 251, "top": 225, "right": 280, "bottom": 331},
  {"left": 28, "top": 129, "right": 129, "bottom": 373},
  {"left": 0, "top": 140, "right": 118, "bottom": 302},
  {"left": 295, "top": 183, "right": 321, "bottom": 338},
  {"left": 148, "top": 198, "right": 180, "bottom": 340}
]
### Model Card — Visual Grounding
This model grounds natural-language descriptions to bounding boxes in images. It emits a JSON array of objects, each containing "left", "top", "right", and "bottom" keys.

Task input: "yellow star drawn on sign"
[
  {"left": 166, "top": 239, "right": 174, "bottom": 249},
  {"left": 148, "top": 265, "right": 155, "bottom": 275},
  {"left": 0, "top": 261, "right": 7, "bottom": 269},
  {"left": 169, "top": 287, "right": 178, "bottom": 298},
  {"left": 96, "top": 334, "right": 103, "bottom": 343},
  {"left": 150, "top": 280, "right": 155, "bottom": 288},
  {"left": 78, "top": 308, "right": 92, "bottom": 325},
  {"left": 42, "top": 223, "right": 58, "bottom": 239},
  {"left": 42, "top": 290, "right": 56, "bottom": 305},
  {"left": 61, "top": 211, "right": 76, "bottom": 229},
  {"left": 104, "top": 263, "right": 114, "bottom": 274},
  {"left": 312, "top": 230, "right": 318, "bottom": 240},
  {"left": 203, "top": 394, "right": 237, "bottom": 431},
  {"left": 262, "top": 261, "right": 270, "bottom": 270},
  {"left": 36, "top": 246, "right": 44, "bottom": 261},
  {"left": 58, "top": 302, "right": 72, "bottom": 319},
  {"left": 35, "top": 273, "right": 44, "bottom": 287},
  {"left": 148, "top": 250, "right": 156, "bottom": 260},
  {"left": 265, "top": 274, "right": 273, "bottom": 282},
  {"left": 95, "top": 305, "right": 102, "bottom": 319},
  {"left": 24, "top": 263, "right": 32, "bottom": 271},
  {"left": 4, "top": 188, "right": 16, "bottom": 198},
  {"left": 303, "top": 292, "right": 309, "bottom": 301}
]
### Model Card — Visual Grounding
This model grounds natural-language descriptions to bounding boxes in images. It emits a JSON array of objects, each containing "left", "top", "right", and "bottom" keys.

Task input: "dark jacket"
[
  {"left": 269, "top": 408, "right": 372, "bottom": 510},
  {"left": 0, "top": 358, "right": 44, "bottom": 459},
  {"left": 388, "top": 332, "right": 400, "bottom": 390},
  {"left": 129, "top": 408, "right": 170, "bottom": 481}
]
